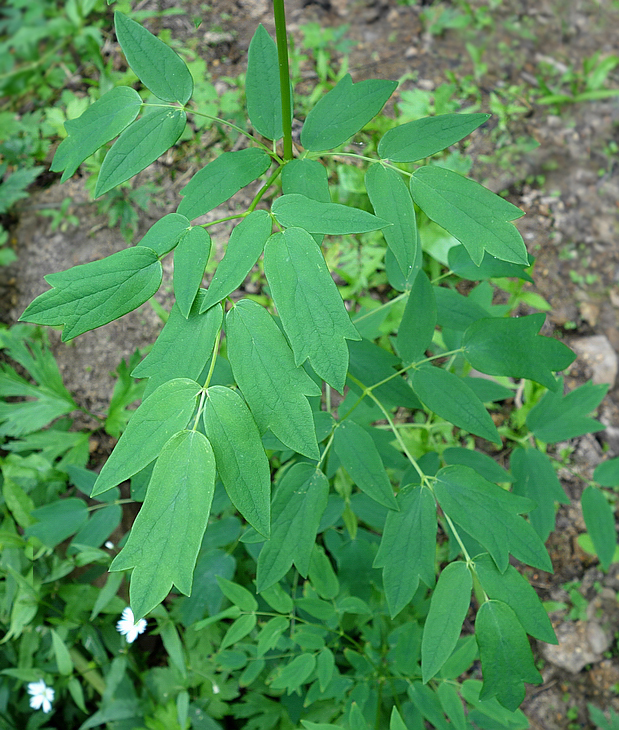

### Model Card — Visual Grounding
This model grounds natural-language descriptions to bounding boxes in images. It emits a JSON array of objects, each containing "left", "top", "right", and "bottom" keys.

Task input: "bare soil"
[{"left": 2, "top": 0, "right": 619, "bottom": 726}]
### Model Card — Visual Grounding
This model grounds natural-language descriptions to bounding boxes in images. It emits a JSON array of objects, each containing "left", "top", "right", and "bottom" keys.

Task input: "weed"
[
  {"left": 535, "top": 51, "right": 619, "bottom": 109},
  {"left": 39, "top": 197, "right": 80, "bottom": 232}
]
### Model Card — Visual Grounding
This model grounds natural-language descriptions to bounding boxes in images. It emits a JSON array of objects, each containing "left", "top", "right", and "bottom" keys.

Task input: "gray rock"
[
  {"left": 540, "top": 620, "right": 611, "bottom": 673},
  {"left": 570, "top": 335, "right": 618, "bottom": 388}
]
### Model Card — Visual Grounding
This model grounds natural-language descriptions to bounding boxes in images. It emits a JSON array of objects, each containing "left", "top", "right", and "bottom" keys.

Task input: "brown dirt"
[{"left": 2, "top": 0, "right": 619, "bottom": 726}]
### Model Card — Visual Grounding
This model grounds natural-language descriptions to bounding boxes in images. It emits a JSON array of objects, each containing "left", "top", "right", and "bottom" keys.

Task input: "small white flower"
[
  {"left": 212, "top": 683, "right": 220, "bottom": 694},
  {"left": 104, "top": 541, "right": 114, "bottom": 549},
  {"left": 116, "top": 607, "right": 147, "bottom": 643},
  {"left": 27, "top": 680, "right": 54, "bottom": 713}
]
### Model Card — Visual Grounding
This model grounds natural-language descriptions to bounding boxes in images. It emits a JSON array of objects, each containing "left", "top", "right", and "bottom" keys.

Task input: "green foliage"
[
  {"left": 2, "top": 5, "right": 615, "bottom": 729},
  {"left": 0, "top": 0, "right": 111, "bottom": 247}
]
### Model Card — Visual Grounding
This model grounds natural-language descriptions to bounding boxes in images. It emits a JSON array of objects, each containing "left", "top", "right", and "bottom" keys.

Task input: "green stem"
[
  {"left": 272, "top": 0, "right": 293, "bottom": 160},
  {"left": 87, "top": 499, "right": 134, "bottom": 512},
  {"left": 192, "top": 391, "right": 207, "bottom": 431},
  {"left": 203, "top": 327, "right": 222, "bottom": 390},
  {"left": 317, "top": 152, "right": 414, "bottom": 177},
  {"left": 318, "top": 432, "right": 335, "bottom": 469},
  {"left": 348, "top": 374, "right": 425, "bottom": 483},
  {"left": 188, "top": 110, "right": 273, "bottom": 153},
  {"left": 344, "top": 347, "right": 465, "bottom": 396},
  {"left": 202, "top": 213, "right": 247, "bottom": 228},
  {"left": 442, "top": 512, "right": 472, "bottom": 563},
  {"left": 247, "top": 165, "right": 284, "bottom": 212},
  {"left": 352, "top": 291, "right": 408, "bottom": 324}
]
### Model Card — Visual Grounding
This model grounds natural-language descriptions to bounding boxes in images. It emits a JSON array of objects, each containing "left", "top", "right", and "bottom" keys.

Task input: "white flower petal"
[
  {"left": 116, "top": 607, "right": 147, "bottom": 643},
  {"left": 27, "top": 680, "right": 54, "bottom": 713}
]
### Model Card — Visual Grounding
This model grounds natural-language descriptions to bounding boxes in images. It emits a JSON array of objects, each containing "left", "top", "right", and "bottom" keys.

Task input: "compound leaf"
[
  {"left": 476, "top": 600, "right": 542, "bottom": 711},
  {"left": 409, "top": 166, "right": 527, "bottom": 265},
  {"left": 110, "top": 429, "right": 216, "bottom": 619},
  {"left": 257, "top": 463, "right": 329, "bottom": 591},
  {"left": 137, "top": 213, "right": 190, "bottom": 256},
  {"left": 435, "top": 286, "right": 490, "bottom": 331},
  {"left": 395, "top": 271, "right": 436, "bottom": 364},
  {"left": 200, "top": 210, "right": 272, "bottom": 312},
  {"left": 246, "top": 25, "right": 284, "bottom": 140},
  {"left": 389, "top": 708, "right": 408, "bottom": 730},
  {"left": 460, "top": 680, "right": 529, "bottom": 728},
  {"left": 366, "top": 164, "right": 421, "bottom": 281},
  {"left": 281, "top": 159, "right": 330, "bottom": 246},
  {"left": 316, "top": 647, "right": 335, "bottom": 691},
  {"left": 443, "top": 447, "right": 512, "bottom": 485},
  {"left": 203, "top": 385, "right": 271, "bottom": 537},
  {"left": 422, "top": 561, "right": 472, "bottom": 683},
  {"left": 226, "top": 299, "right": 320, "bottom": 459},
  {"left": 132, "top": 293, "right": 222, "bottom": 398},
  {"left": 308, "top": 545, "right": 340, "bottom": 600},
  {"left": 594, "top": 458, "right": 619, "bottom": 487},
  {"left": 349, "top": 703, "right": 370, "bottom": 730},
  {"left": 51, "top": 87, "right": 142, "bottom": 182},
  {"left": 177, "top": 148, "right": 271, "bottom": 221},
  {"left": 526, "top": 377, "right": 608, "bottom": 443},
  {"left": 271, "top": 194, "right": 389, "bottom": 235},
  {"left": 334, "top": 420, "right": 398, "bottom": 510},
  {"left": 270, "top": 653, "right": 316, "bottom": 694},
  {"left": 51, "top": 629, "right": 74, "bottom": 676},
  {"left": 24, "top": 498, "right": 89, "bottom": 549},
  {"left": 463, "top": 313, "right": 576, "bottom": 391},
  {"left": 20, "top": 247, "right": 162, "bottom": 341},
  {"left": 264, "top": 227, "right": 360, "bottom": 391},
  {"left": 114, "top": 12, "right": 193, "bottom": 104},
  {"left": 447, "top": 245, "right": 533, "bottom": 282},
  {"left": 510, "top": 448, "right": 569, "bottom": 541},
  {"left": 378, "top": 113, "right": 490, "bottom": 162},
  {"left": 257, "top": 616, "right": 289, "bottom": 657},
  {"left": 69, "top": 504, "right": 122, "bottom": 554},
  {"left": 301, "top": 74, "right": 396, "bottom": 151},
  {"left": 474, "top": 553, "right": 557, "bottom": 644},
  {"left": 174, "top": 227, "right": 211, "bottom": 318},
  {"left": 0, "top": 367, "right": 76, "bottom": 438},
  {"left": 463, "top": 376, "right": 514, "bottom": 404},
  {"left": 374, "top": 486, "right": 437, "bottom": 618},
  {"left": 347, "top": 338, "right": 421, "bottom": 410},
  {"left": 216, "top": 576, "right": 258, "bottom": 612},
  {"left": 436, "top": 683, "right": 466, "bottom": 730},
  {"left": 95, "top": 107, "right": 186, "bottom": 196},
  {"left": 411, "top": 366, "right": 501, "bottom": 445},
  {"left": 581, "top": 486, "right": 616, "bottom": 571},
  {"left": 407, "top": 683, "right": 450, "bottom": 730},
  {"left": 281, "top": 159, "right": 330, "bottom": 201},
  {"left": 221, "top": 614, "right": 257, "bottom": 650},
  {"left": 434, "top": 465, "right": 551, "bottom": 573},
  {"left": 91, "top": 378, "right": 201, "bottom": 497}
]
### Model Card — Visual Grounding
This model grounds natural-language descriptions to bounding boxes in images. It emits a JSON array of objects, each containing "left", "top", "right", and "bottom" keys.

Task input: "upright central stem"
[{"left": 272, "top": 0, "right": 293, "bottom": 160}]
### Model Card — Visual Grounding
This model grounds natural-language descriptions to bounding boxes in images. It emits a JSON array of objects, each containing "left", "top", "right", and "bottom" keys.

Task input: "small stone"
[
  {"left": 587, "top": 622, "right": 611, "bottom": 654},
  {"left": 540, "top": 621, "right": 602, "bottom": 673},
  {"left": 203, "top": 31, "right": 235, "bottom": 44},
  {"left": 570, "top": 335, "right": 618, "bottom": 388},
  {"left": 578, "top": 301, "right": 599, "bottom": 326}
]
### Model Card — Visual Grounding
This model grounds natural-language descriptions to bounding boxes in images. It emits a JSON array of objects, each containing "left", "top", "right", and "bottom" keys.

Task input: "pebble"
[{"left": 570, "top": 335, "right": 618, "bottom": 388}]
